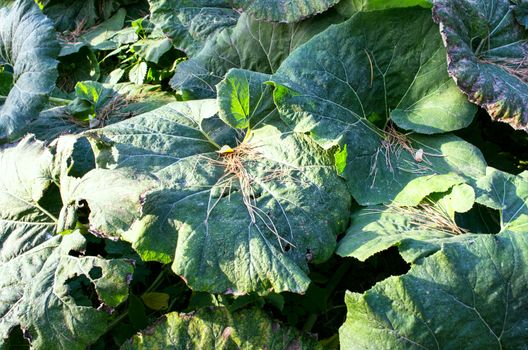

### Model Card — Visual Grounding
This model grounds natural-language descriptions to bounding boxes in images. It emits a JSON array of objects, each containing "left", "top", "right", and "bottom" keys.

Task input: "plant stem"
[
  {"left": 302, "top": 314, "right": 318, "bottom": 333},
  {"left": 49, "top": 96, "right": 73, "bottom": 105},
  {"left": 0, "top": 95, "right": 72, "bottom": 105},
  {"left": 35, "top": 202, "right": 58, "bottom": 223},
  {"left": 106, "top": 267, "right": 168, "bottom": 331},
  {"left": 302, "top": 260, "right": 353, "bottom": 333},
  {"left": 145, "top": 267, "right": 167, "bottom": 294}
]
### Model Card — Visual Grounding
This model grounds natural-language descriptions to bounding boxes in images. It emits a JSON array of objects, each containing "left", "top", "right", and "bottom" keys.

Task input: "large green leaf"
[
  {"left": 0, "top": 231, "right": 134, "bottom": 349},
  {"left": 171, "top": 11, "right": 342, "bottom": 98},
  {"left": 0, "top": 0, "right": 60, "bottom": 142},
  {"left": 148, "top": 0, "right": 239, "bottom": 55},
  {"left": 432, "top": 0, "right": 528, "bottom": 131},
  {"left": 86, "top": 99, "right": 350, "bottom": 294},
  {"left": 0, "top": 136, "right": 136, "bottom": 348},
  {"left": 58, "top": 8, "right": 127, "bottom": 57},
  {"left": 41, "top": 0, "right": 139, "bottom": 32},
  {"left": 18, "top": 82, "right": 175, "bottom": 143},
  {"left": 58, "top": 168, "right": 156, "bottom": 236},
  {"left": 336, "top": 0, "right": 431, "bottom": 16},
  {"left": 121, "top": 307, "right": 321, "bottom": 349},
  {"left": 231, "top": 0, "right": 340, "bottom": 23},
  {"left": 339, "top": 232, "right": 528, "bottom": 349},
  {"left": 271, "top": 8, "right": 483, "bottom": 205},
  {"left": 0, "top": 136, "right": 55, "bottom": 260},
  {"left": 336, "top": 201, "right": 479, "bottom": 264},
  {"left": 337, "top": 164, "right": 528, "bottom": 263}
]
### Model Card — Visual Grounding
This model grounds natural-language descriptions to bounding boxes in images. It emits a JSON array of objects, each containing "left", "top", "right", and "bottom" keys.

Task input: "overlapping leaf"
[
  {"left": 340, "top": 232, "right": 528, "bottom": 349},
  {"left": 121, "top": 307, "right": 321, "bottom": 349},
  {"left": 231, "top": 0, "right": 340, "bottom": 23},
  {"left": 216, "top": 69, "right": 277, "bottom": 129},
  {"left": 475, "top": 167, "right": 528, "bottom": 233},
  {"left": 433, "top": 0, "right": 528, "bottom": 131},
  {"left": 58, "top": 8, "right": 128, "bottom": 57},
  {"left": 17, "top": 82, "right": 175, "bottom": 142},
  {"left": 41, "top": 0, "right": 140, "bottom": 32},
  {"left": 148, "top": 0, "right": 239, "bottom": 55},
  {"left": 84, "top": 98, "right": 350, "bottom": 294},
  {"left": 336, "top": 200, "right": 477, "bottom": 264},
  {"left": 336, "top": 0, "right": 431, "bottom": 16},
  {"left": 0, "top": 136, "right": 54, "bottom": 261},
  {"left": 171, "top": 11, "right": 343, "bottom": 98},
  {"left": 0, "top": 137, "right": 134, "bottom": 349},
  {"left": 0, "top": 0, "right": 60, "bottom": 142},
  {"left": 336, "top": 164, "right": 528, "bottom": 264},
  {"left": 0, "top": 231, "right": 134, "bottom": 349},
  {"left": 271, "top": 8, "right": 482, "bottom": 205}
]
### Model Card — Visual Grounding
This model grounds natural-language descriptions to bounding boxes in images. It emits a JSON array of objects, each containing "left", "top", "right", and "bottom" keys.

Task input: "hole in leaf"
[
  {"left": 38, "top": 183, "right": 63, "bottom": 220},
  {"left": 65, "top": 274, "right": 100, "bottom": 308},
  {"left": 89, "top": 266, "right": 103, "bottom": 279},
  {"left": 338, "top": 247, "right": 410, "bottom": 294},
  {"left": 76, "top": 199, "right": 91, "bottom": 224},
  {"left": 5, "top": 326, "right": 30, "bottom": 350},
  {"left": 455, "top": 204, "right": 501, "bottom": 234},
  {"left": 283, "top": 243, "right": 291, "bottom": 252},
  {"left": 68, "top": 249, "right": 83, "bottom": 257},
  {"left": 84, "top": 234, "right": 106, "bottom": 256}
]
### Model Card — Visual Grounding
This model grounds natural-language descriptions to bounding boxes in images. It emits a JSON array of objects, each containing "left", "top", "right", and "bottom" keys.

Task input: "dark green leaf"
[
  {"left": 340, "top": 232, "right": 528, "bottom": 349},
  {"left": 0, "top": 0, "right": 60, "bottom": 141},
  {"left": 432, "top": 0, "right": 528, "bottom": 131}
]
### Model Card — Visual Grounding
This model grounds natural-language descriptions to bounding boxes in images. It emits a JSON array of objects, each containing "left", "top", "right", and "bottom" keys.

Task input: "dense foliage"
[{"left": 1, "top": 0, "right": 527, "bottom": 349}]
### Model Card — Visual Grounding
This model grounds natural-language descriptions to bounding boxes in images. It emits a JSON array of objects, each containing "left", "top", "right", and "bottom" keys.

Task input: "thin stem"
[
  {"left": 106, "top": 267, "right": 168, "bottom": 331},
  {"left": 0, "top": 95, "right": 72, "bottom": 105},
  {"left": 49, "top": 96, "right": 73, "bottom": 105},
  {"left": 302, "top": 260, "right": 353, "bottom": 333},
  {"left": 35, "top": 202, "right": 58, "bottom": 223},
  {"left": 302, "top": 314, "right": 318, "bottom": 333},
  {"left": 200, "top": 127, "right": 221, "bottom": 150},
  {"left": 106, "top": 309, "right": 129, "bottom": 331},
  {"left": 145, "top": 268, "right": 167, "bottom": 294}
]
